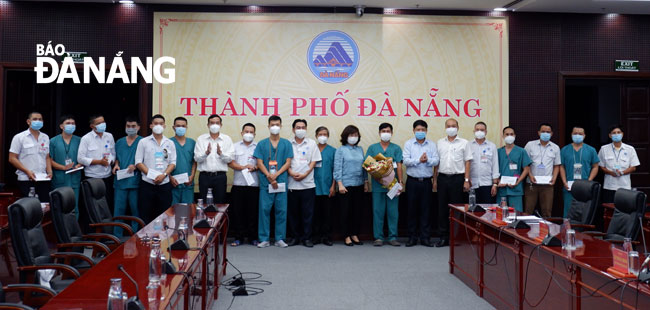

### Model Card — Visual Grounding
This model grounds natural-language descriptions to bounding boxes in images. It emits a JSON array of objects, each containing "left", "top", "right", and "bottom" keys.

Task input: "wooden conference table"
[
  {"left": 42, "top": 203, "right": 229, "bottom": 310},
  {"left": 449, "top": 204, "right": 650, "bottom": 310}
]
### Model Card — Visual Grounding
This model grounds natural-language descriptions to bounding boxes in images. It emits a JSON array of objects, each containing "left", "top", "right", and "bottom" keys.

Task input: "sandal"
[{"left": 230, "top": 240, "right": 241, "bottom": 247}]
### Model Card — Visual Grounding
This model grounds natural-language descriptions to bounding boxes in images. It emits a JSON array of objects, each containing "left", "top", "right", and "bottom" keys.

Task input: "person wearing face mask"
[
  {"left": 333, "top": 125, "right": 368, "bottom": 246},
  {"left": 469, "top": 121, "right": 500, "bottom": 204},
  {"left": 434, "top": 118, "right": 472, "bottom": 247},
  {"left": 559, "top": 126, "right": 599, "bottom": 218},
  {"left": 49, "top": 115, "right": 83, "bottom": 215},
  {"left": 193, "top": 114, "right": 235, "bottom": 205},
  {"left": 524, "top": 123, "right": 561, "bottom": 217},
  {"left": 170, "top": 117, "right": 197, "bottom": 205},
  {"left": 9, "top": 112, "right": 52, "bottom": 202},
  {"left": 134, "top": 114, "right": 176, "bottom": 223},
  {"left": 598, "top": 125, "right": 640, "bottom": 203},
  {"left": 228, "top": 123, "right": 260, "bottom": 246},
  {"left": 78, "top": 114, "right": 116, "bottom": 211},
  {"left": 253, "top": 115, "right": 294, "bottom": 248},
  {"left": 403, "top": 120, "right": 439, "bottom": 247},
  {"left": 366, "top": 123, "right": 403, "bottom": 247},
  {"left": 312, "top": 126, "right": 336, "bottom": 246},
  {"left": 496, "top": 126, "right": 532, "bottom": 212},
  {"left": 286, "top": 119, "right": 322, "bottom": 247},
  {"left": 111, "top": 116, "right": 143, "bottom": 236}
]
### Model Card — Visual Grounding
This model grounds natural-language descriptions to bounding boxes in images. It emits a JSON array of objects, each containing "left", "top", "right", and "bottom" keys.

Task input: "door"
[{"left": 621, "top": 81, "right": 650, "bottom": 195}]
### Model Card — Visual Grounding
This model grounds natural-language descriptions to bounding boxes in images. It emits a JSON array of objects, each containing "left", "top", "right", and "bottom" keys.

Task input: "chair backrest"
[
  {"left": 8, "top": 198, "right": 51, "bottom": 267},
  {"left": 81, "top": 179, "right": 113, "bottom": 234},
  {"left": 606, "top": 189, "right": 647, "bottom": 240},
  {"left": 49, "top": 187, "right": 83, "bottom": 244},
  {"left": 567, "top": 179, "right": 601, "bottom": 225}
]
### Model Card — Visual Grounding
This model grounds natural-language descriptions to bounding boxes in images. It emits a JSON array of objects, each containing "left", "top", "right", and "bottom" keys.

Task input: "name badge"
[
  {"left": 315, "top": 162, "right": 322, "bottom": 168},
  {"left": 573, "top": 163, "right": 583, "bottom": 180},
  {"left": 65, "top": 157, "right": 73, "bottom": 165},
  {"left": 509, "top": 163, "right": 517, "bottom": 170},
  {"left": 480, "top": 155, "right": 488, "bottom": 163},
  {"left": 537, "top": 164, "right": 545, "bottom": 170}
]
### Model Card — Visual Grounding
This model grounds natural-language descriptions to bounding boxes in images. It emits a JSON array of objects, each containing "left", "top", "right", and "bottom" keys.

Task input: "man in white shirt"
[
  {"left": 78, "top": 114, "right": 116, "bottom": 210},
  {"left": 135, "top": 114, "right": 176, "bottom": 223},
  {"left": 524, "top": 123, "right": 561, "bottom": 217},
  {"left": 434, "top": 118, "right": 472, "bottom": 247},
  {"left": 287, "top": 119, "right": 322, "bottom": 247},
  {"left": 227, "top": 123, "right": 260, "bottom": 246},
  {"left": 8, "top": 112, "right": 52, "bottom": 202},
  {"left": 598, "top": 125, "right": 640, "bottom": 203},
  {"left": 469, "top": 121, "right": 500, "bottom": 203},
  {"left": 193, "top": 114, "right": 235, "bottom": 204}
]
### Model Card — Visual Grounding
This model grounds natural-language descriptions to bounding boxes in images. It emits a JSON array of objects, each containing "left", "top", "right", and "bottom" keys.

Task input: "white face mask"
[
  {"left": 317, "top": 135, "right": 328, "bottom": 145},
  {"left": 380, "top": 132, "right": 392, "bottom": 142},
  {"left": 504, "top": 135, "right": 516, "bottom": 145},
  {"left": 446, "top": 127, "right": 458, "bottom": 137},
  {"left": 243, "top": 133, "right": 254, "bottom": 142},
  {"left": 474, "top": 130, "right": 486, "bottom": 139},
  {"left": 209, "top": 124, "right": 220, "bottom": 134},
  {"left": 152, "top": 124, "right": 164, "bottom": 135},
  {"left": 269, "top": 125, "right": 281, "bottom": 135},
  {"left": 295, "top": 129, "right": 306, "bottom": 139},
  {"left": 347, "top": 136, "right": 359, "bottom": 145}
]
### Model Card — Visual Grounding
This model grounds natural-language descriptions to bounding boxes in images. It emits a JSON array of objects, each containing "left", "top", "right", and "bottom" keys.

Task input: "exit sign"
[
  {"left": 61, "top": 52, "right": 88, "bottom": 63},
  {"left": 615, "top": 60, "right": 639, "bottom": 72}
]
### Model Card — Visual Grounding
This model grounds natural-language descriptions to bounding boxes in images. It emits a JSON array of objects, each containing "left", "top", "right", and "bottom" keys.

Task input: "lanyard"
[
  {"left": 505, "top": 148, "right": 515, "bottom": 164},
  {"left": 63, "top": 139, "right": 71, "bottom": 156},
  {"left": 573, "top": 146, "right": 583, "bottom": 165},
  {"left": 612, "top": 144, "right": 622, "bottom": 165},
  {"left": 538, "top": 143, "right": 548, "bottom": 164},
  {"left": 268, "top": 140, "right": 279, "bottom": 162}
]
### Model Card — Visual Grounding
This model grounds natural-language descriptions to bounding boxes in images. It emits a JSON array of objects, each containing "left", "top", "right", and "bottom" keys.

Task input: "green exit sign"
[
  {"left": 615, "top": 60, "right": 639, "bottom": 72},
  {"left": 61, "top": 52, "right": 88, "bottom": 63}
]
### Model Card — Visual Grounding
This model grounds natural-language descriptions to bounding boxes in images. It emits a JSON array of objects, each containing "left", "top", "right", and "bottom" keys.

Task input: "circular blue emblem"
[{"left": 307, "top": 30, "right": 359, "bottom": 84}]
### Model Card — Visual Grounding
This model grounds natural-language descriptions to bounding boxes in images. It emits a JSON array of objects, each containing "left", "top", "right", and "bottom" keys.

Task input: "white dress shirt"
[
  {"left": 134, "top": 135, "right": 176, "bottom": 185},
  {"left": 437, "top": 136, "right": 473, "bottom": 175},
  {"left": 193, "top": 133, "right": 235, "bottom": 172},
  {"left": 288, "top": 138, "right": 322, "bottom": 190},
  {"left": 78, "top": 131, "right": 115, "bottom": 178},
  {"left": 469, "top": 139, "right": 500, "bottom": 188},
  {"left": 524, "top": 139, "right": 561, "bottom": 182},
  {"left": 9, "top": 130, "right": 50, "bottom": 181},
  {"left": 598, "top": 143, "right": 640, "bottom": 190},
  {"left": 232, "top": 140, "right": 259, "bottom": 187}
]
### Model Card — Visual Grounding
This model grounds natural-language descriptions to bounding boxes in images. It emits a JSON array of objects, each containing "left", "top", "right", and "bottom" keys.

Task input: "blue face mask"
[
  {"left": 30, "top": 120, "right": 43, "bottom": 131},
  {"left": 63, "top": 124, "right": 76, "bottom": 134},
  {"left": 414, "top": 131, "right": 426, "bottom": 140},
  {"left": 95, "top": 122, "right": 106, "bottom": 133},
  {"left": 540, "top": 132, "right": 551, "bottom": 142},
  {"left": 612, "top": 134, "right": 623, "bottom": 143},
  {"left": 571, "top": 134, "right": 584, "bottom": 144},
  {"left": 175, "top": 127, "right": 187, "bottom": 137}
]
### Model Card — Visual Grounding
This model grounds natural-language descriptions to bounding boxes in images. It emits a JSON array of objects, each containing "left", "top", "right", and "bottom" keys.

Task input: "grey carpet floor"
[{"left": 212, "top": 241, "right": 494, "bottom": 310}]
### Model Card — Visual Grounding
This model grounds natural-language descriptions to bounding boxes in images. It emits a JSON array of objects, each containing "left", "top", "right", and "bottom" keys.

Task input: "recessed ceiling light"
[
  {"left": 493, "top": 8, "right": 507, "bottom": 12},
  {"left": 119, "top": 0, "right": 134, "bottom": 3}
]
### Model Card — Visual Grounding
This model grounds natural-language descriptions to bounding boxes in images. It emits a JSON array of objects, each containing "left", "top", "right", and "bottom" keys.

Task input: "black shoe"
[
  {"left": 435, "top": 239, "right": 449, "bottom": 247},
  {"left": 303, "top": 240, "right": 314, "bottom": 248},
  {"left": 351, "top": 238, "right": 363, "bottom": 245},
  {"left": 312, "top": 238, "right": 321, "bottom": 245},
  {"left": 322, "top": 238, "right": 333, "bottom": 246},
  {"left": 344, "top": 240, "right": 354, "bottom": 246},
  {"left": 406, "top": 239, "right": 417, "bottom": 247},
  {"left": 287, "top": 238, "right": 300, "bottom": 247},
  {"left": 421, "top": 239, "right": 434, "bottom": 247}
]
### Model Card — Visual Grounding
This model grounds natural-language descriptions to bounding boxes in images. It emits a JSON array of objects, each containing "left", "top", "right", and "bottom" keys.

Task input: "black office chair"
[
  {"left": 8, "top": 198, "right": 81, "bottom": 292},
  {"left": 49, "top": 187, "right": 113, "bottom": 260},
  {"left": 585, "top": 189, "right": 647, "bottom": 244},
  {"left": 546, "top": 179, "right": 601, "bottom": 231},
  {"left": 0, "top": 281, "right": 56, "bottom": 310},
  {"left": 81, "top": 178, "right": 144, "bottom": 239}
]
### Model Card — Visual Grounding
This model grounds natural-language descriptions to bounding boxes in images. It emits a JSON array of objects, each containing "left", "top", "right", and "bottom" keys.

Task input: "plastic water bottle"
[
  {"left": 28, "top": 187, "right": 36, "bottom": 198},
  {"left": 106, "top": 278, "right": 124, "bottom": 310},
  {"left": 197, "top": 198, "right": 204, "bottom": 209},
  {"left": 178, "top": 217, "right": 189, "bottom": 241},
  {"left": 195, "top": 204, "right": 205, "bottom": 222},
  {"left": 206, "top": 188, "right": 214, "bottom": 206},
  {"left": 500, "top": 197, "right": 507, "bottom": 208},
  {"left": 148, "top": 239, "right": 162, "bottom": 285},
  {"left": 623, "top": 237, "right": 633, "bottom": 252},
  {"left": 468, "top": 188, "right": 476, "bottom": 209}
]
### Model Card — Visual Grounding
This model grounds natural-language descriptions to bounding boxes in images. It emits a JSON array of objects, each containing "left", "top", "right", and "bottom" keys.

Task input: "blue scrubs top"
[
  {"left": 497, "top": 146, "right": 532, "bottom": 196},
  {"left": 114, "top": 136, "right": 142, "bottom": 189},
  {"left": 366, "top": 142, "right": 403, "bottom": 193},
  {"left": 171, "top": 137, "right": 196, "bottom": 188},
  {"left": 253, "top": 138, "right": 294, "bottom": 189},
  {"left": 560, "top": 144, "right": 599, "bottom": 181},
  {"left": 49, "top": 134, "right": 81, "bottom": 189},
  {"left": 314, "top": 145, "right": 336, "bottom": 196}
]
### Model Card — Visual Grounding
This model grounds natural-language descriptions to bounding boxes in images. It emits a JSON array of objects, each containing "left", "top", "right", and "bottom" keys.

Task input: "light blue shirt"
[
  {"left": 402, "top": 138, "right": 439, "bottom": 178},
  {"left": 333, "top": 144, "right": 367, "bottom": 187}
]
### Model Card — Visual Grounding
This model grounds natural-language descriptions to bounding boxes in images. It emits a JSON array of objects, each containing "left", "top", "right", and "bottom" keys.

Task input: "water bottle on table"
[{"left": 106, "top": 278, "right": 124, "bottom": 310}]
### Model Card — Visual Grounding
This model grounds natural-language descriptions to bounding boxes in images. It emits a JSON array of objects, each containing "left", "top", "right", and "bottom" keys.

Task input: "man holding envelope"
[
  {"left": 524, "top": 123, "right": 561, "bottom": 217},
  {"left": 112, "top": 116, "right": 142, "bottom": 235},
  {"left": 497, "top": 126, "right": 531, "bottom": 212},
  {"left": 170, "top": 116, "right": 197, "bottom": 205}
]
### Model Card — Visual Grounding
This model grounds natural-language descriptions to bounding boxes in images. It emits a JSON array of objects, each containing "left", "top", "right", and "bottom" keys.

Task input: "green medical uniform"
[
  {"left": 314, "top": 145, "right": 336, "bottom": 196},
  {"left": 49, "top": 135, "right": 82, "bottom": 217},
  {"left": 366, "top": 142, "right": 403, "bottom": 241},
  {"left": 560, "top": 144, "right": 599, "bottom": 217},
  {"left": 114, "top": 136, "right": 142, "bottom": 236},
  {"left": 496, "top": 146, "right": 532, "bottom": 212},
  {"left": 171, "top": 137, "right": 196, "bottom": 205}
]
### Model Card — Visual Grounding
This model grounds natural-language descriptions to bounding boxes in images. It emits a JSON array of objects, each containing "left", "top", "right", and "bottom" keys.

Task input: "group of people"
[{"left": 9, "top": 112, "right": 640, "bottom": 247}]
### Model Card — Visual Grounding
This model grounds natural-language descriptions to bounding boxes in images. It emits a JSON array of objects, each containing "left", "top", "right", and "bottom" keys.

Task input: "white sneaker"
[
  {"left": 257, "top": 241, "right": 270, "bottom": 248},
  {"left": 274, "top": 240, "right": 288, "bottom": 248}
]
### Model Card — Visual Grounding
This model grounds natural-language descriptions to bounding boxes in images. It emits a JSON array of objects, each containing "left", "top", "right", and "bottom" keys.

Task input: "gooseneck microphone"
[
  {"left": 117, "top": 264, "right": 145, "bottom": 310},
  {"left": 164, "top": 224, "right": 190, "bottom": 251}
]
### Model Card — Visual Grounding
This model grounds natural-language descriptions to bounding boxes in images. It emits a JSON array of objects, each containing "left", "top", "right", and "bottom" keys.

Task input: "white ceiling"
[{"left": 30, "top": 0, "right": 650, "bottom": 14}]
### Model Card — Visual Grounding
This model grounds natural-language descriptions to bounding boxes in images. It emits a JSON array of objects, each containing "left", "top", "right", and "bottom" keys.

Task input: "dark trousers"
[
  {"left": 198, "top": 172, "right": 227, "bottom": 204},
  {"left": 138, "top": 181, "right": 172, "bottom": 224},
  {"left": 230, "top": 185, "right": 259, "bottom": 242},
  {"left": 339, "top": 185, "right": 364, "bottom": 237},
  {"left": 406, "top": 177, "right": 432, "bottom": 241},
  {"left": 313, "top": 195, "right": 333, "bottom": 241},
  {"left": 288, "top": 188, "right": 316, "bottom": 241},
  {"left": 438, "top": 173, "right": 464, "bottom": 240},
  {"left": 475, "top": 185, "right": 496, "bottom": 204},
  {"left": 17, "top": 180, "right": 51, "bottom": 203}
]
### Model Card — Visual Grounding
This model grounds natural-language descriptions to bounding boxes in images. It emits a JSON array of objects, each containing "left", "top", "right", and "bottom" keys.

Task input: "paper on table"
[
  {"left": 268, "top": 182, "right": 286, "bottom": 193},
  {"left": 65, "top": 166, "right": 84, "bottom": 174},
  {"left": 500, "top": 176, "right": 517, "bottom": 185},
  {"left": 386, "top": 182, "right": 403, "bottom": 200},
  {"left": 535, "top": 176, "right": 552, "bottom": 184},
  {"left": 173, "top": 172, "right": 189, "bottom": 184},
  {"left": 116, "top": 169, "right": 134, "bottom": 180},
  {"left": 241, "top": 169, "right": 256, "bottom": 186},
  {"left": 34, "top": 173, "right": 51, "bottom": 181},
  {"left": 567, "top": 181, "right": 574, "bottom": 191},
  {"left": 146, "top": 169, "right": 162, "bottom": 180}
]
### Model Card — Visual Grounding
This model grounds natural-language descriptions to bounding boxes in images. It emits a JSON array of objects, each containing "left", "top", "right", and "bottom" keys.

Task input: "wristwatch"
[
  {"left": 163, "top": 172, "right": 168, "bottom": 176},
  {"left": 464, "top": 178, "right": 469, "bottom": 182}
]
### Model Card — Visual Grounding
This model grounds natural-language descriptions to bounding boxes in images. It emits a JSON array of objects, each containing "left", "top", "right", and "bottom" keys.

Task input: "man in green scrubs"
[
  {"left": 313, "top": 126, "right": 336, "bottom": 246},
  {"left": 366, "top": 123, "right": 403, "bottom": 247},
  {"left": 496, "top": 126, "right": 532, "bottom": 212},
  {"left": 112, "top": 116, "right": 142, "bottom": 236},
  {"left": 170, "top": 117, "right": 197, "bottom": 204},
  {"left": 50, "top": 115, "right": 83, "bottom": 217},
  {"left": 559, "top": 126, "right": 599, "bottom": 217}
]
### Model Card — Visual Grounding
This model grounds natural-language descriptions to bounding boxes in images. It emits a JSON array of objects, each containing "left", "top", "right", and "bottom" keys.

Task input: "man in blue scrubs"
[
  {"left": 50, "top": 115, "right": 83, "bottom": 216},
  {"left": 112, "top": 116, "right": 142, "bottom": 236},
  {"left": 496, "top": 126, "right": 532, "bottom": 212},
  {"left": 559, "top": 126, "right": 599, "bottom": 217},
  {"left": 170, "top": 117, "right": 197, "bottom": 205}
]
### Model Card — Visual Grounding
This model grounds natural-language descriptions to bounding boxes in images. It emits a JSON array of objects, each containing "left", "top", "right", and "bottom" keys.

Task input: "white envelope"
[
  {"left": 34, "top": 173, "right": 50, "bottom": 181},
  {"left": 173, "top": 172, "right": 189, "bottom": 184},
  {"left": 147, "top": 169, "right": 162, "bottom": 180},
  {"left": 241, "top": 169, "right": 256, "bottom": 186},
  {"left": 65, "top": 166, "right": 84, "bottom": 174},
  {"left": 116, "top": 169, "right": 134, "bottom": 180},
  {"left": 268, "top": 182, "right": 286, "bottom": 193},
  {"left": 535, "top": 176, "right": 552, "bottom": 185},
  {"left": 386, "top": 182, "right": 402, "bottom": 200},
  {"left": 567, "top": 181, "right": 574, "bottom": 191},
  {"left": 500, "top": 176, "right": 518, "bottom": 185}
]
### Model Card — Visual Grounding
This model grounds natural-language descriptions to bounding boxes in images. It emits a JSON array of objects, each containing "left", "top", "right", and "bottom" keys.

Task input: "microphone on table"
[
  {"left": 117, "top": 264, "right": 145, "bottom": 310},
  {"left": 507, "top": 208, "right": 530, "bottom": 229},
  {"left": 164, "top": 224, "right": 190, "bottom": 251},
  {"left": 534, "top": 210, "right": 561, "bottom": 247}
]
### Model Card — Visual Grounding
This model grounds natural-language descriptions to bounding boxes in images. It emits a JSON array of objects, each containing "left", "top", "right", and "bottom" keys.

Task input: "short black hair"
[
  {"left": 378, "top": 122, "right": 393, "bottom": 132},
  {"left": 173, "top": 116, "right": 188, "bottom": 125},
  {"left": 59, "top": 114, "right": 74, "bottom": 125},
  {"left": 292, "top": 119, "right": 307, "bottom": 128},
  {"left": 340, "top": 125, "right": 360, "bottom": 145},
  {"left": 27, "top": 112, "right": 42, "bottom": 120},
  {"left": 538, "top": 123, "right": 553, "bottom": 131},
  {"left": 502, "top": 126, "right": 515, "bottom": 134},
  {"left": 571, "top": 125, "right": 585, "bottom": 132},
  {"left": 207, "top": 114, "right": 222, "bottom": 123},
  {"left": 608, "top": 124, "right": 623, "bottom": 133},
  {"left": 412, "top": 120, "right": 427, "bottom": 129},
  {"left": 268, "top": 115, "right": 282, "bottom": 124},
  {"left": 89, "top": 114, "right": 103, "bottom": 125},
  {"left": 315, "top": 126, "right": 329, "bottom": 136},
  {"left": 475, "top": 121, "right": 487, "bottom": 129},
  {"left": 152, "top": 114, "right": 165, "bottom": 123},
  {"left": 125, "top": 115, "right": 139, "bottom": 124},
  {"left": 242, "top": 123, "right": 256, "bottom": 131}
]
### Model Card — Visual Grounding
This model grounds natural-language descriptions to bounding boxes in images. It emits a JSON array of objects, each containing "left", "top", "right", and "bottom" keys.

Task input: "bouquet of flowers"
[{"left": 363, "top": 153, "right": 398, "bottom": 190}]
